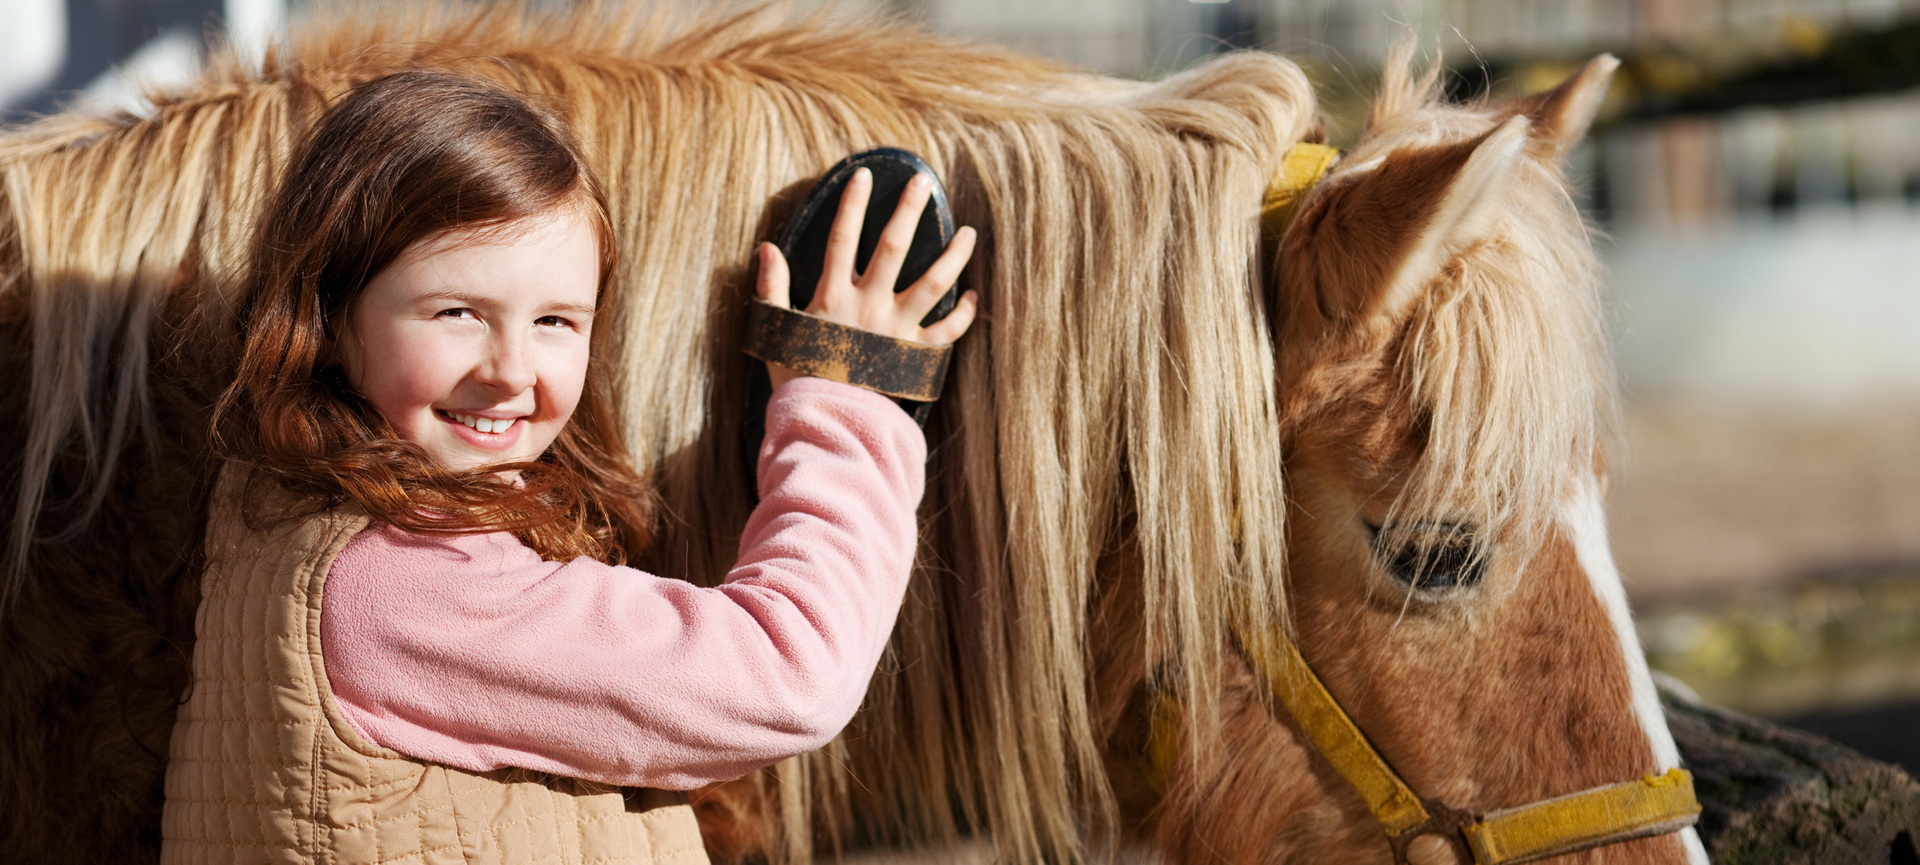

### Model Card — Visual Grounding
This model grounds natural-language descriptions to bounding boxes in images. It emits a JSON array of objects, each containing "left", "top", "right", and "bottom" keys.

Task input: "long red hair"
[{"left": 213, "top": 70, "right": 653, "bottom": 562}]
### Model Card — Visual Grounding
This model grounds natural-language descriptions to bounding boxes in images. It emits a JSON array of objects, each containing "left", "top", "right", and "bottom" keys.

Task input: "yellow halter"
[
  {"left": 1223, "top": 623, "right": 1701, "bottom": 864},
  {"left": 1260, "top": 141, "right": 1340, "bottom": 239},
  {"left": 1144, "top": 142, "right": 1703, "bottom": 865}
]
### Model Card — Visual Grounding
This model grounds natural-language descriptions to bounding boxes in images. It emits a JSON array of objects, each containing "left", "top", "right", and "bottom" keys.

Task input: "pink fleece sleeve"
[{"left": 320, "top": 378, "right": 925, "bottom": 790}]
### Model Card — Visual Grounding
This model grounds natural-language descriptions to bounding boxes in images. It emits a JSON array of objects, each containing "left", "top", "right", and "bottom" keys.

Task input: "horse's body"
[{"left": 0, "top": 5, "right": 1700, "bottom": 864}]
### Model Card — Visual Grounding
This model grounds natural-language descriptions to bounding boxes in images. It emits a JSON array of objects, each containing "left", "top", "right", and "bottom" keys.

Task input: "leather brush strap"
[{"left": 744, "top": 301, "right": 952, "bottom": 402}]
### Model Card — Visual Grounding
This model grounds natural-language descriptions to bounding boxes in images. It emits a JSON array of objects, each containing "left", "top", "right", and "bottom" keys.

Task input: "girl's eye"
[
  {"left": 536, "top": 315, "right": 575, "bottom": 329},
  {"left": 438, "top": 308, "right": 477, "bottom": 320}
]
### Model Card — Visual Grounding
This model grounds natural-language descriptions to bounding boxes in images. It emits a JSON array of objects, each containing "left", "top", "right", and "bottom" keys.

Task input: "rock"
[{"left": 1661, "top": 677, "right": 1920, "bottom": 864}]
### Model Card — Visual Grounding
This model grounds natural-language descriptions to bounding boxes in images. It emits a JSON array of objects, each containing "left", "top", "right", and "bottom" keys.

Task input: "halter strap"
[
  {"left": 1232, "top": 622, "right": 1702, "bottom": 865},
  {"left": 1463, "top": 768, "right": 1701, "bottom": 863},
  {"left": 1243, "top": 627, "right": 1428, "bottom": 835},
  {"left": 1261, "top": 142, "right": 1341, "bottom": 238},
  {"left": 1141, "top": 142, "right": 1702, "bottom": 862}
]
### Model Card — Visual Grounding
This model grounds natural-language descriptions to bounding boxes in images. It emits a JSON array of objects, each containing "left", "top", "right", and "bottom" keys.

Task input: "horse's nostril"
[{"left": 1366, "top": 520, "right": 1486, "bottom": 590}]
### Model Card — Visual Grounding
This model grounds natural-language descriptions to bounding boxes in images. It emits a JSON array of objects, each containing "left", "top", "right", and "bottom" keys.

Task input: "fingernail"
[
  {"left": 911, "top": 173, "right": 929, "bottom": 188},
  {"left": 855, "top": 167, "right": 871, "bottom": 182}
]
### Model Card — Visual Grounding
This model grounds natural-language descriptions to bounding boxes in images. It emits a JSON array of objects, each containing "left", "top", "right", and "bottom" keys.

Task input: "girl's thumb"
[{"left": 756, "top": 243, "right": 792, "bottom": 309}]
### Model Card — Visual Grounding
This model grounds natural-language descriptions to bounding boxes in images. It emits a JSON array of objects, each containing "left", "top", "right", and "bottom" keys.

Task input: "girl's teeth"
[{"left": 452, "top": 413, "right": 511, "bottom": 434}]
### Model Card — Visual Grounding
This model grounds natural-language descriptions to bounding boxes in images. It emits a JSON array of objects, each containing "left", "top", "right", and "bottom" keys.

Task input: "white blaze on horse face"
[{"left": 1564, "top": 473, "right": 1711, "bottom": 865}]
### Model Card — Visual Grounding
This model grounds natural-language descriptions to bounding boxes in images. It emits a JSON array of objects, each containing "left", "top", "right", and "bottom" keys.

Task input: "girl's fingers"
[
  {"left": 919, "top": 290, "right": 979, "bottom": 345},
  {"left": 761, "top": 170, "right": 977, "bottom": 349},
  {"left": 861, "top": 173, "right": 933, "bottom": 294},
  {"left": 758, "top": 244, "right": 800, "bottom": 389},
  {"left": 756, "top": 243, "right": 792, "bottom": 308},
  {"left": 818, "top": 168, "right": 872, "bottom": 307},
  {"left": 901, "top": 226, "right": 977, "bottom": 321}
]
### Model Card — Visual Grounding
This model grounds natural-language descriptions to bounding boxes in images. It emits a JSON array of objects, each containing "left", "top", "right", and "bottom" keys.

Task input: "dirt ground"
[{"left": 1608, "top": 402, "right": 1920, "bottom": 604}]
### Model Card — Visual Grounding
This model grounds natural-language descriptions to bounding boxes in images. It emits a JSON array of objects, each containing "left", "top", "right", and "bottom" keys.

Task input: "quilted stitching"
[{"left": 161, "top": 468, "right": 710, "bottom": 865}]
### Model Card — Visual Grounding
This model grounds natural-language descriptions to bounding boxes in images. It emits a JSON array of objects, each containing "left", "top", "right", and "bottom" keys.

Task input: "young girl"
[{"left": 162, "top": 72, "right": 976, "bottom": 865}]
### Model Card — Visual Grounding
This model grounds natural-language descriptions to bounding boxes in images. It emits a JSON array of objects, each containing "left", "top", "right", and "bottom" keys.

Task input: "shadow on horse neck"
[{"left": 1113, "top": 47, "right": 1707, "bottom": 864}]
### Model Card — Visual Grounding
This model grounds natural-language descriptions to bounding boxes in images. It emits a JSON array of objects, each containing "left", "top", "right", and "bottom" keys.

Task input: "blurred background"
[{"left": 4, "top": 0, "right": 1917, "bottom": 767}]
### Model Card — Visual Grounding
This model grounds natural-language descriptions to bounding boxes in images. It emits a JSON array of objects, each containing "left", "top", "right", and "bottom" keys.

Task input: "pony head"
[{"left": 1179, "top": 47, "right": 1708, "bottom": 863}]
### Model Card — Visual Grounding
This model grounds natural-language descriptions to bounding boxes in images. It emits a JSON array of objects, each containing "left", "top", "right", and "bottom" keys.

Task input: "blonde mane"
[{"left": 0, "top": 4, "right": 1317, "bottom": 861}]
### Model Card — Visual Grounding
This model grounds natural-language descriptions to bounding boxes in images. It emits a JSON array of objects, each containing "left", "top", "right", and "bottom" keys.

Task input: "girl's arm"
[
  {"left": 323, "top": 376, "right": 925, "bottom": 789},
  {"left": 322, "top": 167, "right": 978, "bottom": 790}
]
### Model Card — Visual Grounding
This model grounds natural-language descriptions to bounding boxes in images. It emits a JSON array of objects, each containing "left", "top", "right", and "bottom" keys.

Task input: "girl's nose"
[{"left": 474, "top": 334, "right": 538, "bottom": 395}]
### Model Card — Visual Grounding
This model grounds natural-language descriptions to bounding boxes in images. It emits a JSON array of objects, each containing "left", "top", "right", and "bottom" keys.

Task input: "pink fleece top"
[{"left": 319, "top": 378, "right": 925, "bottom": 790}]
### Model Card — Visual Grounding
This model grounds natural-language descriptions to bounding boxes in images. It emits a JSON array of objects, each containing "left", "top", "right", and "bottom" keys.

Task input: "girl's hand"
[{"left": 756, "top": 168, "right": 979, "bottom": 391}]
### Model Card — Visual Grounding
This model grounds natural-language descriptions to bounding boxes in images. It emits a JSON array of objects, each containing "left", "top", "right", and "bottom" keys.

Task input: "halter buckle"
[{"left": 1388, "top": 799, "right": 1480, "bottom": 865}]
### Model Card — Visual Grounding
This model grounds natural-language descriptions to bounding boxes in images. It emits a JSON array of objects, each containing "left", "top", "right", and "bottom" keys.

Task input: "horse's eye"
[{"left": 1365, "top": 521, "right": 1486, "bottom": 590}]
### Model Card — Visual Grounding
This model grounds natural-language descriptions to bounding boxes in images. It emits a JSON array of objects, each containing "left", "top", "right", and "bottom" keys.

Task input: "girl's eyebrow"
[
  {"left": 545, "top": 301, "right": 597, "bottom": 317},
  {"left": 414, "top": 290, "right": 595, "bottom": 317},
  {"left": 414, "top": 289, "right": 484, "bottom": 306}
]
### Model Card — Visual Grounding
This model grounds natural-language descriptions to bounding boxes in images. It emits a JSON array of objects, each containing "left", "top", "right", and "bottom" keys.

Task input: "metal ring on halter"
[{"left": 1388, "top": 801, "right": 1479, "bottom": 865}]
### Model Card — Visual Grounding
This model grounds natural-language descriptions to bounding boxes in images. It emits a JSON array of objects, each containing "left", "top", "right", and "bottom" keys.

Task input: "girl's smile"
[
  {"left": 438, "top": 409, "right": 524, "bottom": 446},
  {"left": 334, "top": 206, "right": 599, "bottom": 471}
]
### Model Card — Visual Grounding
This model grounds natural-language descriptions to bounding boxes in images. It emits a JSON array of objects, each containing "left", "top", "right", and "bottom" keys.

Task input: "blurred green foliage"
[{"left": 1640, "top": 574, "right": 1920, "bottom": 717}]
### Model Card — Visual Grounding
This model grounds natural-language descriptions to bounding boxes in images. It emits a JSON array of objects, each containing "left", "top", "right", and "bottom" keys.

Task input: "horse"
[
  {"left": 1123, "top": 48, "right": 1715, "bottom": 864},
  {"left": 0, "top": 4, "right": 1702, "bottom": 863}
]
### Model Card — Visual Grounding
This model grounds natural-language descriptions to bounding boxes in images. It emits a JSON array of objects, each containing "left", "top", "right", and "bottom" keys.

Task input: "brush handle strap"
[{"left": 743, "top": 300, "right": 952, "bottom": 402}]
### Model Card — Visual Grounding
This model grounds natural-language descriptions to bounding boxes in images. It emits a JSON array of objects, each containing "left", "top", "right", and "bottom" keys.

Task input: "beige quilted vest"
[{"left": 162, "top": 468, "right": 710, "bottom": 865}]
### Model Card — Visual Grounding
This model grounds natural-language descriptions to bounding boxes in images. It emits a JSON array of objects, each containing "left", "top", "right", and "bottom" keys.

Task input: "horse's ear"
[
  {"left": 1282, "top": 116, "right": 1529, "bottom": 326},
  {"left": 1513, "top": 54, "right": 1618, "bottom": 162}
]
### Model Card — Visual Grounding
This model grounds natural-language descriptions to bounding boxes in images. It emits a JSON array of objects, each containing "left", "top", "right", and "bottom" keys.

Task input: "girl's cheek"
[
  {"left": 539, "top": 335, "right": 592, "bottom": 389},
  {"left": 367, "top": 331, "right": 468, "bottom": 414},
  {"left": 549, "top": 354, "right": 591, "bottom": 420}
]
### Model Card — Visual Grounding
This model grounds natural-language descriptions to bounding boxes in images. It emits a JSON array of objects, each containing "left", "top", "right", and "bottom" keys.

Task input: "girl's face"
[{"left": 336, "top": 206, "right": 600, "bottom": 471}]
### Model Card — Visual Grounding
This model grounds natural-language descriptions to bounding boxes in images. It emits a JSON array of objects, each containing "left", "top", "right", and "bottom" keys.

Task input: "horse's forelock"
[{"left": 1351, "top": 51, "right": 1614, "bottom": 576}]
